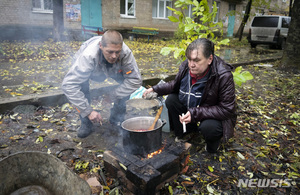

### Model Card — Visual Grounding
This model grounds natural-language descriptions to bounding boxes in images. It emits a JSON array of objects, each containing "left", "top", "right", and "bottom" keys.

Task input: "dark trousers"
[
  {"left": 165, "top": 93, "right": 223, "bottom": 152},
  {"left": 80, "top": 81, "right": 129, "bottom": 124}
]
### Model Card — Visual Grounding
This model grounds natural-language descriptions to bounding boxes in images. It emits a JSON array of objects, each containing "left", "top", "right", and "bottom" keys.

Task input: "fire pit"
[{"left": 104, "top": 137, "right": 191, "bottom": 194}]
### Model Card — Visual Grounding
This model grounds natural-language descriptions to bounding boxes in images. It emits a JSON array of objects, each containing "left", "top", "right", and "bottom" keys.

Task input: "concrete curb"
[{"left": 0, "top": 57, "right": 281, "bottom": 113}]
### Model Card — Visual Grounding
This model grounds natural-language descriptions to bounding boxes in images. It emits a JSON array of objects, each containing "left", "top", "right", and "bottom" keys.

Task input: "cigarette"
[
  {"left": 99, "top": 121, "right": 103, "bottom": 126},
  {"left": 182, "top": 113, "right": 186, "bottom": 133}
]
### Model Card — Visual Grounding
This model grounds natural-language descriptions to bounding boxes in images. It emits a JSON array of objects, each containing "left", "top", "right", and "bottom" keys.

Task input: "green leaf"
[
  {"left": 160, "top": 47, "right": 172, "bottom": 56},
  {"left": 208, "top": 166, "right": 214, "bottom": 172},
  {"left": 168, "top": 16, "right": 179, "bottom": 23},
  {"left": 218, "top": 38, "right": 230, "bottom": 45},
  {"left": 241, "top": 71, "right": 254, "bottom": 80},
  {"left": 184, "top": 24, "right": 196, "bottom": 32}
]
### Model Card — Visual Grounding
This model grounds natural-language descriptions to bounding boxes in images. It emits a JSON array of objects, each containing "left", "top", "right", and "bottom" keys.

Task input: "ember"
[
  {"left": 146, "top": 149, "right": 162, "bottom": 159},
  {"left": 144, "top": 140, "right": 166, "bottom": 159}
]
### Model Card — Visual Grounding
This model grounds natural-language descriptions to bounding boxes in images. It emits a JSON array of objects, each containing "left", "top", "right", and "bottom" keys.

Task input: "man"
[
  {"left": 62, "top": 30, "right": 142, "bottom": 138},
  {"left": 143, "top": 38, "right": 236, "bottom": 153}
]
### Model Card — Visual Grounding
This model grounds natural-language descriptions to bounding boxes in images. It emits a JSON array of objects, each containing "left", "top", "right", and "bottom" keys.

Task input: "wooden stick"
[{"left": 148, "top": 106, "right": 163, "bottom": 130}]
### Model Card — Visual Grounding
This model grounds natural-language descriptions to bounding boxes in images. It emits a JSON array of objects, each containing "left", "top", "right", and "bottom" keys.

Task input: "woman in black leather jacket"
[{"left": 143, "top": 38, "right": 237, "bottom": 153}]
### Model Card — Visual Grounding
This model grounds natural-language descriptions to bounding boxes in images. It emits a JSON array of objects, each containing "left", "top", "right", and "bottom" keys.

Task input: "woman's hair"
[
  {"left": 185, "top": 38, "right": 214, "bottom": 59},
  {"left": 101, "top": 30, "right": 123, "bottom": 47}
]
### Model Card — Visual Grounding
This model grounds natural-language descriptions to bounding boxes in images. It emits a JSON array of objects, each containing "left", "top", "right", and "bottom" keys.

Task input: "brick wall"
[
  {"left": 0, "top": 0, "right": 53, "bottom": 26},
  {"left": 102, "top": 0, "right": 178, "bottom": 33}
]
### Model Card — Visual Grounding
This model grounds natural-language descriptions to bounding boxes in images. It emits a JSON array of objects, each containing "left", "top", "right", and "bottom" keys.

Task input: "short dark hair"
[
  {"left": 185, "top": 38, "right": 214, "bottom": 59},
  {"left": 101, "top": 30, "right": 123, "bottom": 47}
]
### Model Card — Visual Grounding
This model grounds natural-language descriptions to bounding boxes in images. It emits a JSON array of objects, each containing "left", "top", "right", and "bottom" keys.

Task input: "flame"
[
  {"left": 147, "top": 148, "right": 163, "bottom": 159},
  {"left": 144, "top": 139, "right": 167, "bottom": 159}
]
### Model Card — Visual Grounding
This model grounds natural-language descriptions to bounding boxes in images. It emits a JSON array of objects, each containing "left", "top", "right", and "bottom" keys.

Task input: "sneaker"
[{"left": 77, "top": 116, "right": 93, "bottom": 138}]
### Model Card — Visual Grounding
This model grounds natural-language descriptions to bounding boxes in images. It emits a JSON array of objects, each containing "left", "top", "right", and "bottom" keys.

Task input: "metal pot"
[{"left": 121, "top": 116, "right": 166, "bottom": 156}]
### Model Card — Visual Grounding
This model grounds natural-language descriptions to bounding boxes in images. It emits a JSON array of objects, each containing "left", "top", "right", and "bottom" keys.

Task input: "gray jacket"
[{"left": 62, "top": 36, "right": 142, "bottom": 118}]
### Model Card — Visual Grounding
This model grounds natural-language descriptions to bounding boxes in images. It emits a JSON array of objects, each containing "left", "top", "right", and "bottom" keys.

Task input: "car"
[{"left": 247, "top": 15, "right": 291, "bottom": 49}]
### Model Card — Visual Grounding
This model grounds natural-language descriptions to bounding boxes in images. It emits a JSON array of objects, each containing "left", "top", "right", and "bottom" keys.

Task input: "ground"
[{"left": 0, "top": 38, "right": 299, "bottom": 194}]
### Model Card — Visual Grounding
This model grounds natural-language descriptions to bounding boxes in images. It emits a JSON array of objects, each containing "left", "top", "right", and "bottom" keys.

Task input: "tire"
[{"left": 250, "top": 43, "right": 257, "bottom": 48}]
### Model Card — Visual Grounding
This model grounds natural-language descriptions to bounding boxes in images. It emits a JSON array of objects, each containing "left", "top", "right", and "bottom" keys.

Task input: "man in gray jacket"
[{"left": 62, "top": 30, "right": 142, "bottom": 138}]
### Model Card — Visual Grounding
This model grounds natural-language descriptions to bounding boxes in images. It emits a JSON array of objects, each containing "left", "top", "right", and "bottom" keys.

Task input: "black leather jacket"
[{"left": 153, "top": 55, "right": 237, "bottom": 141}]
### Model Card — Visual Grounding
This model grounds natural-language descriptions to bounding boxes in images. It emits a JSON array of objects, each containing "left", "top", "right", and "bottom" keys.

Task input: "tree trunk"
[
  {"left": 289, "top": 0, "right": 293, "bottom": 17},
  {"left": 235, "top": 0, "right": 252, "bottom": 41},
  {"left": 281, "top": 0, "right": 300, "bottom": 72},
  {"left": 53, "top": 0, "right": 64, "bottom": 41}
]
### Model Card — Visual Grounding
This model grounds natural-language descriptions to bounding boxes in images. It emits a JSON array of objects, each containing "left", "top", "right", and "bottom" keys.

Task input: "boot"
[{"left": 77, "top": 116, "right": 93, "bottom": 138}]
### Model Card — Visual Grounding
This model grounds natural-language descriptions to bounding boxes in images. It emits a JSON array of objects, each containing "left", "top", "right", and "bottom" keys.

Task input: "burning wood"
[{"left": 143, "top": 139, "right": 166, "bottom": 160}]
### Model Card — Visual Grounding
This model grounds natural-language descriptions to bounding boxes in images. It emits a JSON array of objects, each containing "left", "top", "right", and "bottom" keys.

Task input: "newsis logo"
[{"left": 237, "top": 179, "right": 292, "bottom": 188}]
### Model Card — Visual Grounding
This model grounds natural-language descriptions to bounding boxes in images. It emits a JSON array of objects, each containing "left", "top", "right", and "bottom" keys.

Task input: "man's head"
[
  {"left": 185, "top": 38, "right": 214, "bottom": 76},
  {"left": 100, "top": 30, "right": 123, "bottom": 64}
]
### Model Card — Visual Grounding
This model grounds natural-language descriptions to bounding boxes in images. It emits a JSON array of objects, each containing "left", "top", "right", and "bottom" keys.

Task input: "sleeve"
[
  {"left": 114, "top": 47, "right": 142, "bottom": 99},
  {"left": 61, "top": 54, "right": 95, "bottom": 118},
  {"left": 189, "top": 72, "right": 236, "bottom": 122}
]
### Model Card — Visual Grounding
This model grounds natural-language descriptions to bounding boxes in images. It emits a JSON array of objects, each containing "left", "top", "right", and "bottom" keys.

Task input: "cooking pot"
[{"left": 121, "top": 116, "right": 166, "bottom": 156}]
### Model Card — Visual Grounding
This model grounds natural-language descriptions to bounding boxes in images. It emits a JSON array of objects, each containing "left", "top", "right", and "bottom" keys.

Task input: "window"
[
  {"left": 281, "top": 17, "right": 290, "bottom": 28},
  {"left": 184, "top": 5, "right": 194, "bottom": 18},
  {"left": 252, "top": 17, "right": 279, "bottom": 27},
  {"left": 32, "top": 0, "right": 53, "bottom": 13},
  {"left": 152, "top": 0, "right": 172, "bottom": 19},
  {"left": 213, "top": 1, "right": 220, "bottom": 23},
  {"left": 120, "top": 0, "right": 135, "bottom": 17}
]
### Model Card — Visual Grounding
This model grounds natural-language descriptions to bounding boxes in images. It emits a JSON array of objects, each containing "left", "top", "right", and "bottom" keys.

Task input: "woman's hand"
[
  {"left": 179, "top": 111, "right": 191, "bottom": 124},
  {"left": 142, "top": 88, "right": 154, "bottom": 98}
]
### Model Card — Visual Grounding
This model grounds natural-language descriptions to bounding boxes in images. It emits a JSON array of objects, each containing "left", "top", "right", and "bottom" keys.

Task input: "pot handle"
[{"left": 161, "top": 119, "right": 167, "bottom": 127}]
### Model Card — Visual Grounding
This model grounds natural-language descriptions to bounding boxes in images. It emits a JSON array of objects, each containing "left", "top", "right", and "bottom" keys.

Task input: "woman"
[{"left": 143, "top": 38, "right": 237, "bottom": 153}]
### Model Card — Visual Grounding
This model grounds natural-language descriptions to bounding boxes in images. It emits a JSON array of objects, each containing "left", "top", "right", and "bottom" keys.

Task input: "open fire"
[
  {"left": 104, "top": 139, "right": 191, "bottom": 194},
  {"left": 143, "top": 139, "right": 166, "bottom": 160}
]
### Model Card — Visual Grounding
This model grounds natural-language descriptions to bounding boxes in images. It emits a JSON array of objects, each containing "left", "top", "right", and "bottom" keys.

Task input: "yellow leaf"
[{"left": 208, "top": 166, "right": 214, "bottom": 172}]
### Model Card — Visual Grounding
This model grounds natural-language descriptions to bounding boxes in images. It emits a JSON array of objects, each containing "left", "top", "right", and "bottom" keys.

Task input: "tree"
[
  {"left": 281, "top": 0, "right": 300, "bottom": 72},
  {"left": 53, "top": 0, "right": 64, "bottom": 41},
  {"left": 161, "top": 0, "right": 229, "bottom": 61},
  {"left": 235, "top": 0, "right": 252, "bottom": 41},
  {"left": 235, "top": 0, "right": 271, "bottom": 40}
]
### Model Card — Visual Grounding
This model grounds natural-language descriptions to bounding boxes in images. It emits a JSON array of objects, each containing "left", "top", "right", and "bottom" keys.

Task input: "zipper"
[{"left": 187, "top": 75, "right": 207, "bottom": 109}]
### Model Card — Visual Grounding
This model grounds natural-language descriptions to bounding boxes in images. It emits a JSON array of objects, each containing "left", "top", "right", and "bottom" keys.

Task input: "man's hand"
[
  {"left": 179, "top": 111, "right": 191, "bottom": 124},
  {"left": 88, "top": 111, "right": 103, "bottom": 124}
]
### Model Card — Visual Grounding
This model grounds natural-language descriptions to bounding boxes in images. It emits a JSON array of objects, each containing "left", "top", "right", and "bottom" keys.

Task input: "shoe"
[
  {"left": 77, "top": 116, "right": 93, "bottom": 138},
  {"left": 175, "top": 137, "right": 183, "bottom": 143},
  {"left": 205, "top": 143, "right": 220, "bottom": 153}
]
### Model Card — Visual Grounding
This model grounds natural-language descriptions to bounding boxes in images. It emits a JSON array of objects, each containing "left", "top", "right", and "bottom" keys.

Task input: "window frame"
[
  {"left": 152, "top": 0, "right": 172, "bottom": 19},
  {"left": 213, "top": 1, "right": 220, "bottom": 23},
  {"left": 120, "top": 0, "right": 136, "bottom": 18},
  {"left": 32, "top": 0, "right": 53, "bottom": 14},
  {"left": 184, "top": 4, "right": 194, "bottom": 18}
]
